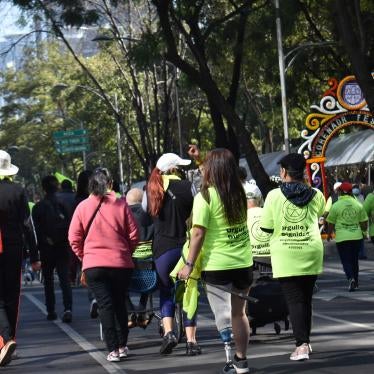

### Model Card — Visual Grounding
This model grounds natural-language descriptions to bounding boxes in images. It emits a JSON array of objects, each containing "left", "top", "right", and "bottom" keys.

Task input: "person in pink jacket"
[{"left": 69, "top": 168, "right": 139, "bottom": 362}]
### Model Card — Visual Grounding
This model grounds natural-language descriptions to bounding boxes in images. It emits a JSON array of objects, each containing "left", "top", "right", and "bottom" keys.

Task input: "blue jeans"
[
  {"left": 336, "top": 239, "right": 362, "bottom": 282},
  {"left": 358, "top": 239, "right": 367, "bottom": 259}
]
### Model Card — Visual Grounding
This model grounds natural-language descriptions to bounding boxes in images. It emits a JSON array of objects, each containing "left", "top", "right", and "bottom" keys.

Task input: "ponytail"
[{"left": 147, "top": 168, "right": 165, "bottom": 216}]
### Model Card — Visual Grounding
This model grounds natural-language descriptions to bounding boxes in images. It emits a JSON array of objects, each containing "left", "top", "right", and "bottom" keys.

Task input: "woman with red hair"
[{"left": 146, "top": 153, "right": 200, "bottom": 356}]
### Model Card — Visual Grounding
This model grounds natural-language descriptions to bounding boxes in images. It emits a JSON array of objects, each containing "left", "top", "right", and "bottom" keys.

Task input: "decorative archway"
[{"left": 298, "top": 75, "right": 374, "bottom": 197}]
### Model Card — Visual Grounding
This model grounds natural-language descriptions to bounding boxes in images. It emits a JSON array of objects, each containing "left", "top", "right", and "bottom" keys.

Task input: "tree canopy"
[{"left": 1, "top": 0, "right": 373, "bottom": 195}]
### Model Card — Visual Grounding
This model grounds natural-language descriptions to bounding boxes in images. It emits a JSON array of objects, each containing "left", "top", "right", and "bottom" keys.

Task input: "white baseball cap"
[
  {"left": 156, "top": 153, "right": 191, "bottom": 173},
  {"left": 0, "top": 150, "right": 19, "bottom": 176},
  {"left": 244, "top": 182, "right": 262, "bottom": 199},
  {"left": 333, "top": 181, "right": 342, "bottom": 191}
]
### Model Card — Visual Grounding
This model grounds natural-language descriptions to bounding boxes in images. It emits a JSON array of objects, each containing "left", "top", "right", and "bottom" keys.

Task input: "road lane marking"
[
  {"left": 314, "top": 311, "right": 374, "bottom": 331},
  {"left": 314, "top": 289, "right": 374, "bottom": 302},
  {"left": 24, "top": 293, "right": 127, "bottom": 374},
  {"left": 323, "top": 265, "right": 373, "bottom": 276}
]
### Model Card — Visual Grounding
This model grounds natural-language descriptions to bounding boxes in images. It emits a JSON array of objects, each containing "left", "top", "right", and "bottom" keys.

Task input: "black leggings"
[
  {"left": 279, "top": 275, "right": 317, "bottom": 347},
  {"left": 0, "top": 245, "right": 22, "bottom": 342}
]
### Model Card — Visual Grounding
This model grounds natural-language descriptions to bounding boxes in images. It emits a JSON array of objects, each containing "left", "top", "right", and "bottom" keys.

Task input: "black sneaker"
[
  {"left": 159, "top": 331, "right": 177, "bottom": 355},
  {"left": 47, "top": 311, "right": 57, "bottom": 321},
  {"left": 186, "top": 341, "right": 202, "bottom": 356},
  {"left": 232, "top": 354, "right": 249, "bottom": 373},
  {"left": 222, "top": 361, "right": 236, "bottom": 374},
  {"left": 62, "top": 310, "right": 72, "bottom": 323},
  {"left": 90, "top": 300, "right": 99, "bottom": 319}
]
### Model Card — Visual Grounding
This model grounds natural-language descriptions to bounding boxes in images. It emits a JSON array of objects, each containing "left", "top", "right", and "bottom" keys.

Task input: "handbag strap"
[{"left": 83, "top": 196, "right": 104, "bottom": 242}]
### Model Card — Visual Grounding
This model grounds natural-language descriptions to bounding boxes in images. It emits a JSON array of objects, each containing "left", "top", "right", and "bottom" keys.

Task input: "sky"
[{"left": 0, "top": 3, "right": 30, "bottom": 41}]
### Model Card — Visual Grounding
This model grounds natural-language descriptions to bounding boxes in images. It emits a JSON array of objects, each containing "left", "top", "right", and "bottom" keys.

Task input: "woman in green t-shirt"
[
  {"left": 178, "top": 148, "right": 252, "bottom": 374},
  {"left": 260, "top": 153, "right": 325, "bottom": 362},
  {"left": 363, "top": 191, "right": 374, "bottom": 244},
  {"left": 326, "top": 182, "right": 368, "bottom": 291}
]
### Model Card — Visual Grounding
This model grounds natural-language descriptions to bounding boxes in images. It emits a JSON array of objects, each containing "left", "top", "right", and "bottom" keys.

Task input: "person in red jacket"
[{"left": 68, "top": 168, "right": 139, "bottom": 362}]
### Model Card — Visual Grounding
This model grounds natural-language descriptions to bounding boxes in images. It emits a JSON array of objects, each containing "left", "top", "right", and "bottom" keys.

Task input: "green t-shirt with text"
[
  {"left": 260, "top": 187, "right": 325, "bottom": 278},
  {"left": 192, "top": 187, "right": 252, "bottom": 271},
  {"left": 363, "top": 193, "right": 374, "bottom": 237},
  {"left": 327, "top": 195, "right": 368, "bottom": 242},
  {"left": 247, "top": 207, "right": 271, "bottom": 257}
]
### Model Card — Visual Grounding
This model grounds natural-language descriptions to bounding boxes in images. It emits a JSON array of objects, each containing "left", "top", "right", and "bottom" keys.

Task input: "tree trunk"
[
  {"left": 201, "top": 75, "right": 273, "bottom": 196},
  {"left": 207, "top": 96, "right": 229, "bottom": 148},
  {"left": 335, "top": 0, "right": 374, "bottom": 112},
  {"left": 154, "top": 0, "right": 272, "bottom": 195}
]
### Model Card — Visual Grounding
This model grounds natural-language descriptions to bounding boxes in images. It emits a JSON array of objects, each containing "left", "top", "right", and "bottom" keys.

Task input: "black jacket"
[
  {"left": 129, "top": 203, "right": 154, "bottom": 242},
  {"left": 32, "top": 192, "right": 71, "bottom": 251},
  {"left": 151, "top": 180, "right": 194, "bottom": 259},
  {"left": 0, "top": 178, "right": 38, "bottom": 261}
]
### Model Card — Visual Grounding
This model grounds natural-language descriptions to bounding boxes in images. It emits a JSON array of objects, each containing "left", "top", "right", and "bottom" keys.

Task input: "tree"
[
  {"left": 334, "top": 0, "right": 374, "bottom": 111},
  {"left": 0, "top": 42, "right": 134, "bottom": 185},
  {"left": 151, "top": 0, "right": 277, "bottom": 194},
  {"left": 1, "top": 1, "right": 184, "bottom": 180},
  {"left": 3, "top": 0, "right": 373, "bottom": 195}
]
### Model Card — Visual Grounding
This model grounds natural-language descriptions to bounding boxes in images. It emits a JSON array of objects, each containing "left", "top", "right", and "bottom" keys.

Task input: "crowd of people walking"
[{"left": 0, "top": 146, "right": 373, "bottom": 373}]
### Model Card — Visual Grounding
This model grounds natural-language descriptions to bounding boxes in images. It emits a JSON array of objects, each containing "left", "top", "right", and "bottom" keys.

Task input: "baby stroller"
[{"left": 127, "top": 254, "right": 184, "bottom": 343}]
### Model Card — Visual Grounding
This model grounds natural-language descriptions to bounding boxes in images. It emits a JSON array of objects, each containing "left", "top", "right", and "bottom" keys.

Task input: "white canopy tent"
[
  {"left": 239, "top": 151, "right": 286, "bottom": 180},
  {"left": 324, "top": 129, "right": 374, "bottom": 184},
  {"left": 325, "top": 129, "right": 374, "bottom": 166},
  {"left": 240, "top": 129, "right": 374, "bottom": 184}
]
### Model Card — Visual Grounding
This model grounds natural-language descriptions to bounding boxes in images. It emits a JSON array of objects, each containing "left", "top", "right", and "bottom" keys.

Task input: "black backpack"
[{"left": 43, "top": 198, "right": 70, "bottom": 246}]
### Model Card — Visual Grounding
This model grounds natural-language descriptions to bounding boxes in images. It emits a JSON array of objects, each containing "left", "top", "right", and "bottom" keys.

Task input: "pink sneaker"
[{"left": 290, "top": 343, "right": 309, "bottom": 361}]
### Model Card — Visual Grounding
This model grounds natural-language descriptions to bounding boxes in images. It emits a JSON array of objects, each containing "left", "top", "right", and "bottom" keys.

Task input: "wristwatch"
[{"left": 185, "top": 261, "right": 194, "bottom": 269}]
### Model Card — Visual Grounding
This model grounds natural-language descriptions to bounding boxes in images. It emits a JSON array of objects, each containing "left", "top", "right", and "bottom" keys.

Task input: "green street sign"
[
  {"left": 53, "top": 129, "right": 87, "bottom": 139},
  {"left": 56, "top": 144, "right": 90, "bottom": 154},
  {"left": 54, "top": 137, "right": 89, "bottom": 146}
]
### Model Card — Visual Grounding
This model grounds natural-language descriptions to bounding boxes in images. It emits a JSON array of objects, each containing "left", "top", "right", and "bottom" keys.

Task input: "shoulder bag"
[{"left": 80, "top": 196, "right": 104, "bottom": 286}]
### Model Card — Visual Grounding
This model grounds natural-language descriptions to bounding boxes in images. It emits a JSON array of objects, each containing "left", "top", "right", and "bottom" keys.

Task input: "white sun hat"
[
  {"left": 156, "top": 153, "right": 191, "bottom": 173},
  {"left": 243, "top": 181, "right": 262, "bottom": 199},
  {"left": 0, "top": 150, "right": 19, "bottom": 176}
]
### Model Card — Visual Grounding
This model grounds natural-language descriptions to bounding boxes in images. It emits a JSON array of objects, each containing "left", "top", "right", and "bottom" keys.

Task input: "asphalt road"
[{"left": 6, "top": 239, "right": 374, "bottom": 374}]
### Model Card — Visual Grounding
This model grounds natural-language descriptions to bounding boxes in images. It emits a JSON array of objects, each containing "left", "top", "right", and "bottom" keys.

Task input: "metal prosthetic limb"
[{"left": 220, "top": 327, "right": 234, "bottom": 363}]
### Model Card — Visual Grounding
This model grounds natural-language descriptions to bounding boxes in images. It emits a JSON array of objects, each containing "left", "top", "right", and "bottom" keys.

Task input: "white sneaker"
[
  {"left": 119, "top": 346, "right": 129, "bottom": 359},
  {"left": 290, "top": 343, "right": 309, "bottom": 361},
  {"left": 107, "top": 351, "right": 120, "bottom": 362},
  {"left": 308, "top": 343, "right": 312, "bottom": 354}
]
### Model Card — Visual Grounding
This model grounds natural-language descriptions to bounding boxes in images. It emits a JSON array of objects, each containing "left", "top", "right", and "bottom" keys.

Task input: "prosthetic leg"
[
  {"left": 205, "top": 283, "right": 236, "bottom": 374},
  {"left": 220, "top": 327, "right": 236, "bottom": 373}
]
